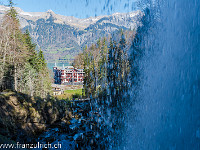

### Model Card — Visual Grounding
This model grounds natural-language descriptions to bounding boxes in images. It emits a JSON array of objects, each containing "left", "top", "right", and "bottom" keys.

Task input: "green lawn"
[
  {"left": 54, "top": 88, "right": 83, "bottom": 100},
  {"left": 65, "top": 89, "right": 82, "bottom": 94}
]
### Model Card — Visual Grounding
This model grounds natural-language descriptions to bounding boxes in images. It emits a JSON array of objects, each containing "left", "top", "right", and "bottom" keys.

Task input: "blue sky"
[{"left": 0, "top": 0, "right": 138, "bottom": 18}]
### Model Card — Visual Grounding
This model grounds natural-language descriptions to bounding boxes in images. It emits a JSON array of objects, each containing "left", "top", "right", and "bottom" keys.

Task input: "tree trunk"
[
  {"left": 29, "top": 70, "right": 34, "bottom": 96},
  {"left": 14, "top": 64, "right": 17, "bottom": 91}
]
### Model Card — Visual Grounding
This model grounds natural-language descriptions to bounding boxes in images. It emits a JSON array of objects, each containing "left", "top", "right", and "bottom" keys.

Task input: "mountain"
[{"left": 0, "top": 5, "right": 143, "bottom": 63}]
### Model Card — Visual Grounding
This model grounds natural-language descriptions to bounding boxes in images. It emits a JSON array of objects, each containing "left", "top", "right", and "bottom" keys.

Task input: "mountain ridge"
[{"left": 0, "top": 5, "right": 143, "bottom": 63}]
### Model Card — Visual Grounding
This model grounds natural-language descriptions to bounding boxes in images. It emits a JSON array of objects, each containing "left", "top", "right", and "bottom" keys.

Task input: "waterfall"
[{"left": 125, "top": 0, "right": 200, "bottom": 149}]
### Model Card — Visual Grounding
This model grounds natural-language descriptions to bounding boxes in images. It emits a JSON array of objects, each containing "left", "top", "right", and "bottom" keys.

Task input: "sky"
[{"left": 0, "top": 0, "right": 138, "bottom": 18}]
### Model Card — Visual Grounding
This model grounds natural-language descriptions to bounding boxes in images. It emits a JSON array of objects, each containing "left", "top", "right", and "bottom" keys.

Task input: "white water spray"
[{"left": 126, "top": 0, "right": 200, "bottom": 149}]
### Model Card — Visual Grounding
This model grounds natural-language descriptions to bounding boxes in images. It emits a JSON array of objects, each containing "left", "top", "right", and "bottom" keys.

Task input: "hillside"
[{"left": 0, "top": 90, "right": 72, "bottom": 143}]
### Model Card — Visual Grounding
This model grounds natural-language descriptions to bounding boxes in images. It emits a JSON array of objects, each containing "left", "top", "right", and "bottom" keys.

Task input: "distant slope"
[{"left": 0, "top": 5, "right": 143, "bottom": 63}]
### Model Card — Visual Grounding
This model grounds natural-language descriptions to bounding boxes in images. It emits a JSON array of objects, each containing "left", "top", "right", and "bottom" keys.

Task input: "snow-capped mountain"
[{"left": 0, "top": 5, "right": 143, "bottom": 62}]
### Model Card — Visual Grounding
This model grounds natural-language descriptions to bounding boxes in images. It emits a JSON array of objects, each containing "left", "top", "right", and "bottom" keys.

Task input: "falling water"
[
  {"left": 125, "top": 0, "right": 200, "bottom": 149},
  {"left": 34, "top": 1, "right": 200, "bottom": 149}
]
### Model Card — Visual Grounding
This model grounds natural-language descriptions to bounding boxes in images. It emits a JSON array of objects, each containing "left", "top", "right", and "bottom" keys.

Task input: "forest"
[{"left": 0, "top": 2, "right": 51, "bottom": 98}]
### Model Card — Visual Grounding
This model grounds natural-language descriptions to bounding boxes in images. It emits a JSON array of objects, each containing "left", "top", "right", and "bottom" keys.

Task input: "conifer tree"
[{"left": 0, "top": 1, "right": 51, "bottom": 98}]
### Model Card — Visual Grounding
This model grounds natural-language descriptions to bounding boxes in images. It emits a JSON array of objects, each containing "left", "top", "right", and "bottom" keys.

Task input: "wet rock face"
[
  {"left": 0, "top": 91, "right": 71, "bottom": 143},
  {"left": 37, "top": 100, "right": 110, "bottom": 150}
]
